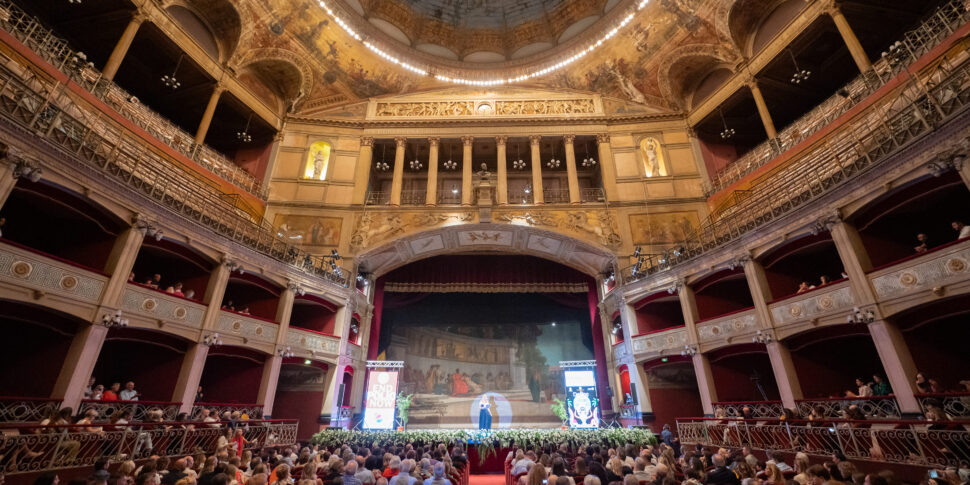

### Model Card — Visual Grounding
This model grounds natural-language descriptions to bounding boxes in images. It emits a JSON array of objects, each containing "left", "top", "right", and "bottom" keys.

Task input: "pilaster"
[
  {"left": 563, "top": 134, "right": 581, "bottom": 204},
  {"left": 529, "top": 135, "right": 544, "bottom": 204},
  {"left": 390, "top": 137, "right": 407, "bottom": 206},
  {"left": 351, "top": 137, "right": 374, "bottom": 205},
  {"left": 461, "top": 136, "right": 474, "bottom": 205},
  {"left": 596, "top": 134, "right": 618, "bottom": 202}
]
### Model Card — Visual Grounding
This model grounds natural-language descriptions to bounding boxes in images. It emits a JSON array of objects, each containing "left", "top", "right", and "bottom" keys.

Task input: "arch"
[
  {"left": 166, "top": 5, "right": 220, "bottom": 60},
  {"left": 163, "top": 0, "right": 242, "bottom": 62},
  {"left": 716, "top": 0, "right": 790, "bottom": 54},
  {"left": 657, "top": 43, "right": 739, "bottom": 110},
  {"left": 232, "top": 48, "right": 314, "bottom": 112},
  {"left": 353, "top": 223, "right": 617, "bottom": 279}
]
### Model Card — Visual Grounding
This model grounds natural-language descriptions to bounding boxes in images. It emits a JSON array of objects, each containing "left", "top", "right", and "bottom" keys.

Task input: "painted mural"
[
  {"left": 273, "top": 214, "right": 343, "bottom": 248},
  {"left": 629, "top": 211, "right": 700, "bottom": 245}
]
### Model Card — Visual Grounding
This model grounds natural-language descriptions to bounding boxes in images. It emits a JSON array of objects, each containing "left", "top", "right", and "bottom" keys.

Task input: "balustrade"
[
  {"left": 0, "top": 0, "right": 267, "bottom": 200},
  {"left": 0, "top": 397, "right": 61, "bottom": 423},
  {"left": 0, "top": 419, "right": 296, "bottom": 474},
  {"left": 78, "top": 400, "right": 181, "bottom": 422},
  {"left": 712, "top": 401, "right": 785, "bottom": 419},
  {"left": 676, "top": 417, "right": 969, "bottom": 468},
  {"left": 542, "top": 188, "right": 571, "bottom": 204},
  {"left": 796, "top": 396, "right": 902, "bottom": 419},
  {"left": 0, "top": 62, "right": 348, "bottom": 287},
  {"left": 624, "top": 17, "right": 970, "bottom": 281},
  {"left": 918, "top": 393, "right": 970, "bottom": 419},
  {"left": 190, "top": 403, "right": 264, "bottom": 420}
]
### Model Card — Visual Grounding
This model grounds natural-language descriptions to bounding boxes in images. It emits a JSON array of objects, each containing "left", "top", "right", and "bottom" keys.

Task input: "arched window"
[
  {"left": 303, "top": 141, "right": 332, "bottom": 180},
  {"left": 639, "top": 138, "right": 668, "bottom": 177}
]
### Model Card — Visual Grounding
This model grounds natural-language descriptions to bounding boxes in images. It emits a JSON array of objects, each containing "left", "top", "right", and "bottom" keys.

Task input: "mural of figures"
[
  {"left": 629, "top": 211, "right": 701, "bottom": 245},
  {"left": 272, "top": 214, "right": 342, "bottom": 248},
  {"left": 386, "top": 323, "right": 591, "bottom": 429}
]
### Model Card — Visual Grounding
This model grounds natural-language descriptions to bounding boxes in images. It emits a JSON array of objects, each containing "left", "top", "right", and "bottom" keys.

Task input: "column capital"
[
  {"left": 820, "top": 0, "right": 842, "bottom": 16},
  {"left": 727, "top": 252, "right": 753, "bottom": 270},
  {"left": 596, "top": 134, "right": 611, "bottom": 144},
  {"left": 460, "top": 135, "right": 474, "bottom": 146},
  {"left": 212, "top": 81, "right": 228, "bottom": 95},
  {"left": 810, "top": 210, "right": 843, "bottom": 235},
  {"left": 394, "top": 137, "right": 408, "bottom": 147},
  {"left": 563, "top": 134, "right": 576, "bottom": 144},
  {"left": 359, "top": 136, "right": 374, "bottom": 147},
  {"left": 427, "top": 136, "right": 440, "bottom": 146},
  {"left": 131, "top": 11, "right": 151, "bottom": 25},
  {"left": 494, "top": 135, "right": 507, "bottom": 146},
  {"left": 529, "top": 135, "right": 543, "bottom": 146},
  {"left": 745, "top": 77, "right": 761, "bottom": 91}
]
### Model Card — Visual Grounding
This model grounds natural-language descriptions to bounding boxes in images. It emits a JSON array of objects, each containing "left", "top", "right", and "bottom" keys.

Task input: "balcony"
[
  {"left": 286, "top": 327, "right": 341, "bottom": 357},
  {"left": 0, "top": 239, "right": 108, "bottom": 307},
  {"left": 121, "top": 283, "right": 207, "bottom": 329},
  {"left": 629, "top": 326, "right": 688, "bottom": 359},
  {"left": 695, "top": 308, "right": 759, "bottom": 349},
  {"left": 767, "top": 279, "right": 855, "bottom": 330},
  {"left": 217, "top": 310, "right": 280, "bottom": 346},
  {"left": 0, "top": 0, "right": 267, "bottom": 200}
]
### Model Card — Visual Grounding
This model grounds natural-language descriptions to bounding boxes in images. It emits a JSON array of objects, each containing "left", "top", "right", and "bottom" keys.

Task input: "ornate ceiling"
[{"left": 226, "top": 0, "right": 750, "bottom": 116}]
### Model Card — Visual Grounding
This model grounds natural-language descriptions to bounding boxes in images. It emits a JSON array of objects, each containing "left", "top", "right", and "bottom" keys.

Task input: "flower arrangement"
[
  {"left": 396, "top": 392, "right": 414, "bottom": 430},
  {"left": 551, "top": 398, "right": 568, "bottom": 424},
  {"left": 311, "top": 428, "right": 656, "bottom": 462}
]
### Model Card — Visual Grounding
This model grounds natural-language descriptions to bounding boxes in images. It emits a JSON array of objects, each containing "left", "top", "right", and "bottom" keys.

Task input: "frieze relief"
[
  {"left": 697, "top": 312, "right": 758, "bottom": 343},
  {"left": 287, "top": 328, "right": 340, "bottom": 356},
  {"left": 0, "top": 245, "right": 106, "bottom": 302},
  {"left": 371, "top": 98, "right": 598, "bottom": 118},
  {"left": 122, "top": 286, "right": 205, "bottom": 328},
  {"left": 217, "top": 313, "right": 279, "bottom": 344},
  {"left": 496, "top": 210, "right": 622, "bottom": 249},
  {"left": 350, "top": 212, "right": 475, "bottom": 250},
  {"left": 769, "top": 284, "right": 855, "bottom": 325},
  {"left": 871, "top": 243, "right": 970, "bottom": 299},
  {"left": 630, "top": 327, "right": 687, "bottom": 356}
]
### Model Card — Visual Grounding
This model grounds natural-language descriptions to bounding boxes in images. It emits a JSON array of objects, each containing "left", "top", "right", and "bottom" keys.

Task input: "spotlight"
[
  {"left": 847, "top": 306, "right": 875, "bottom": 324},
  {"left": 202, "top": 333, "right": 223, "bottom": 346},
  {"left": 451, "top": 186, "right": 459, "bottom": 195},
  {"left": 277, "top": 346, "right": 295, "bottom": 358},
  {"left": 304, "top": 359, "right": 312, "bottom": 365},
  {"left": 633, "top": 246, "right": 641, "bottom": 258},
  {"left": 100, "top": 310, "right": 128, "bottom": 328},
  {"left": 680, "top": 344, "right": 698, "bottom": 357},
  {"left": 752, "top": 330, "right": 773, "bottom": 344},
  {"left": 550, "top": 322, "right": 557, "bottom": 327}
]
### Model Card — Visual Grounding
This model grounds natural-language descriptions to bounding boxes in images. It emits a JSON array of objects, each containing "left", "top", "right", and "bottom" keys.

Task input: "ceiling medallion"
[{"left": 316, "top": 0, "right": 651, "bottom": 87}]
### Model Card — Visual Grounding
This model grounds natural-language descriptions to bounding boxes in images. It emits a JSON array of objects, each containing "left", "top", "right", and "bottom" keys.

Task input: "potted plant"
[
  {"left": 396, "top": 392, "right": 413, "bottom": 431},
  {"left": 551, "top": 397, "right": 568, "bottom": 429}
]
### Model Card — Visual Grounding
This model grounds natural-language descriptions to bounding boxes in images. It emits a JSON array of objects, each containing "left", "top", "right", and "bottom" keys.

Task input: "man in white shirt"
[
  {"left": 423, "top": 463, "right": 451, "bottom": 485},
  {"left": 389, "top": 459, "right": 416, "bottom": 485},
  {"left": 120, "top": 381, "right": 140, "bottom": 401},
  {"left": 201, "top": 408, "right": 220, "bottom": 428},
  {"left": 954, "top": 221, "right": 970, "bottom": 239}
]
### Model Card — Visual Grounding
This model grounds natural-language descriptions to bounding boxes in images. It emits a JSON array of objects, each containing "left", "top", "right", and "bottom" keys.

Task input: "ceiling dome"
[{"left": 338, "top": 0, "right": 624, "bottom": 65}]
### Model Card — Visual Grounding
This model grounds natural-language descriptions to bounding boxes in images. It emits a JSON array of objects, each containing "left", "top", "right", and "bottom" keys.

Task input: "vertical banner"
[
  {"left": 564, "top": 368, "right": 600, "bottom": 428},
  {"left": 363, "top": 370, "right": 399, "bottom": 429}
]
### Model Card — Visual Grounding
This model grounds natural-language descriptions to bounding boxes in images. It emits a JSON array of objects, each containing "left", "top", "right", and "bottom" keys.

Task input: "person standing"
[{"left": 478, "top": 395, "right": 492, "bottom": 430}]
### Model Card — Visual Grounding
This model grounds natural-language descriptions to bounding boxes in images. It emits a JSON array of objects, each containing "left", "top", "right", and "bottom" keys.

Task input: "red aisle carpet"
[{"left": 469, "top": 475, "right": 506, "bottom": 485}]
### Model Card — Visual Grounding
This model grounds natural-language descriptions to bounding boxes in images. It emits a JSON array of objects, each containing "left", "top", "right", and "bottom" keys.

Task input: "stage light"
[
  {"left": 551, "top": 322, "right": 557, "bottom": 327},
  {"left": 661, "top": 357, "right": 668, "bottom": 363},
  {"left": 304, "top": 359, "right": 312, "bottom": 365}
]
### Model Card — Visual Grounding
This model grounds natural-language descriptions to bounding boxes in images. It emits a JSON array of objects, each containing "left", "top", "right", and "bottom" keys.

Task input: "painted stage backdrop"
[{"left": 386, "top": 322, "right": 594, "bottom": 428}]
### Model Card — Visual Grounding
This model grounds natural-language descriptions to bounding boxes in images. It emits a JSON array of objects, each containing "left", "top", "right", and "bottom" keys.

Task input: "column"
[
  {"left": 461, "top": 136, "right": 474, "bottom": 205},
  {"left": 826, "top": 2, "right": 872, "bottom": 73},
  {"left": 631, "top": 363, "right": 653, "bottom": 418},
  {"left": 426, "top": 137, "right": 439, "bottom": 206},
  {"left": 596, "top": 134, "right": 619, "bottom": 202},
  {"left": 102, "top": 13, "right": 148, "bottom": 82},
  {"left": 687, "top": 128, "right": 712, "bottom": 187},
  {"left": 741, "top": 257, "right": 803, "bottom": 408},
  {"left": 99, "top": 225, "right": 144, "bottom": 306},
  {"left": 496, "top": 136, "right": 508, "bottom": 205},
  {"left": 347, "top": 364, "right": 367, "bottom": 414},
  {"left": 620, "top": 301, "right": 653, "bottom": 418},
  {"left": 195, "top": 84, "right": 226, "bottom": 146},
  {"left": 351, "top": 137, "right": 374, "bottom": 205},
  {"left": 320, "top": 363, "right": 341, "bottom": 426},
  {"left": 257, "top": 355, "right": 283, "bottom": 417},
  {"left": 529, "top": 135, "right": 544, "bottom": 204},
  {"left": 200, "top": 261, "right": 232, "bottom": 331},
  {"left": 172, "top": 343, "right": 209, "bottom": 413},
  {"left": 261, "top": 132, "right": 285, "bottom": 188},
  {"left": 563, "top": 135, "right": 581, "bottom": 204},
  {"left": 679, "top": 284, "right": 719, "bottom": 415},
  {"left": 0, "top": 155, "right": 17, "bottom": 210},
  {"left": 747, "top": 80, "right": 778, "bottom": 139},
  {"left": 829, "top": 218, "right": 877, "bottom": 305},
  {"left": 51, "top": 324, "right": 109, "bottom": 410},
  {"left": 868, "top": 320, "right": 921, "bottom": 416},
  {"left": 389, "top": 137, "right": 406, "bottom": 206}
]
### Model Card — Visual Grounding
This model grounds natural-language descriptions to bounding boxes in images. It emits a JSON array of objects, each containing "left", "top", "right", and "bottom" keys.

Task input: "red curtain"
[
  {"left": 587, "top": 278, "right": 612, "bottom": 413},
  {"left": 367, "top": 279, "right": 385, "bottom": 360}
]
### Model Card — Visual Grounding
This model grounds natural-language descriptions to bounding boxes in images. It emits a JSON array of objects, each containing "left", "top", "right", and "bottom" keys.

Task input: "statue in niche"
[
  {"left": 312, "top": 150, "right": 326, "bottom": 179},
  {"left": 641, "top": 138, "right": 664, "bottom": 177}
]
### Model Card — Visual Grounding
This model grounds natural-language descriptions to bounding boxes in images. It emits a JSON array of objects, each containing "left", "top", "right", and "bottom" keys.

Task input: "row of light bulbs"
[{"left": 317, "top": 0, "right": 652, "bottom": 86}]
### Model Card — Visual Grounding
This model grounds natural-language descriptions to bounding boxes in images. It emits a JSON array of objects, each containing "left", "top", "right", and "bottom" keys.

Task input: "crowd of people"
[
  {"left": 83, "top": 380, "right": 142, "bottom": 402},
  {"left": 129, "top": 273, "right": 195, "bottom": 300},
  {"left": 506, "top": 441, "right": 967, "bottom": 485},
  {"left": 18, "top": 440, "right": 468, "bottom": 485},
  {"left": 913, "top": 221, "right": 970, "bottom": 254}
]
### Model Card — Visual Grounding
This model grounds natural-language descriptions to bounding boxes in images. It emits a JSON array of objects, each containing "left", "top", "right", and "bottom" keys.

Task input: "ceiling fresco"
[{"left": 238, "top": 0, "right": 726, "bottom": 116}]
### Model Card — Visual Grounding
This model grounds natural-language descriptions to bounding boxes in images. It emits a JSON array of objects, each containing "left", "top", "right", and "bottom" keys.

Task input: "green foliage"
[
  {"left": 311, "top": 428, "right": 657, "bottom": 463},
  {"left": 396, "top": 392, "right": 414, "bottom": 428},
  {"left": 551, "top": 398, "right": 568, "bottom": 422}
]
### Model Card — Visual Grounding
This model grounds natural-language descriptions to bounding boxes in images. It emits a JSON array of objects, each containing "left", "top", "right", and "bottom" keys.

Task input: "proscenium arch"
[{"left": 354, "top": 223, "right": 618, "bottom": 279}]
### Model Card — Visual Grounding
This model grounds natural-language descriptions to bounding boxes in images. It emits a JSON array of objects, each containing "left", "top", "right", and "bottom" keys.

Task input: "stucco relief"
[
  {"left": 871, "top": 244, "right": 970, "bottom": 299},
  {"left": 122, "top": 286, "right": 205, "bottom": 328},
  {"left": 287, "top": 328, "right": 340, "bottom": 356},
  {"left": 631, "top": 327, "right": 688, "bottom": 356},
  {"left": 697, "top": 312, "right": 757, "bottom": 343},
  {"left": 349, "top": 212, "right": 475, "bottom": 250},
  {"left": 496, "top": 210, "right": 622, "bottom": 249},
  {"left": 0, "top": 246, "right": 106, "bottom": 302},
  {"left": 217, "top": 313, "right": 279, "bottom": 344},
  {"left": 769, "top": 284, "right": 855, "bottom": 325}
]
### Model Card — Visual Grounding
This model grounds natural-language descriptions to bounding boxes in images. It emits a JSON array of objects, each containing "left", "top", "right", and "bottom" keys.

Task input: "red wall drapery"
[{"left": 587, "top": 278, "right": 612, "bottom": 413}]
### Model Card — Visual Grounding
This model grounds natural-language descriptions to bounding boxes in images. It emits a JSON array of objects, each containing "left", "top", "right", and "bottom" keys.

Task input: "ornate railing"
[
  {"left": 581, "top": 187, "right": 605, "bottom": 203},
  {"left": 78, "top": 400, "right": 182, "bottom": 422},
  {"left": 543, "top": 188, "right": 571, "bottom": 204},
  {"left": 796, "top": 396, "right": 902, "bottom": 419},
  {"left": 400, "top": 189, "right": 427, "bottom": 205},
  {"left": 676, "top": 417, "right": 970, "bottom": 468},
  {"left": 190, "top": 403, "right": 264, "bottom": 420},
  {"left": 712, "top": 401, "right": 785, "bottom": 419},
  {"left": 365, "top": 191, "right": 389, "bottom": 205},
  {"left": 623, "top": 16, "right": 970, "bottom": 282},
  {"left": 0, "top": 397, "right": 61, "bottom": 423},
  {"left": 0, "top": 62, "right": 349, "bottom": 287},
  {"left": 0, "top": 0, "right": 267, "bottom": 199},
  {"left": 918, "top": 393, "right": 970, "bottom": 419},
  {"left": 704, "top": 0, "right": 970, "bottom": 195},
  {"left": 508, "top": 189, "right": 534, "bottom": 205},
  {"left": 0, "top": 419, "right": 297, "bottom": 474}
]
